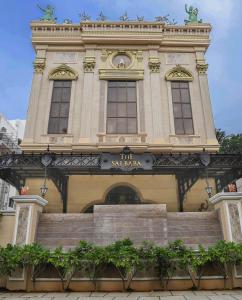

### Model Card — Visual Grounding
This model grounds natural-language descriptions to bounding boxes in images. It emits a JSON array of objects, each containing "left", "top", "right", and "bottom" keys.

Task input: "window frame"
[
  {"left": 106, "top": 80, "right": 138, "bottom": 134},
  {"left": 47, "top": 80, "right": 72, "bottom": 135},
  {"left": 171, "top": 81, "right": 194, "bottom": 135}
]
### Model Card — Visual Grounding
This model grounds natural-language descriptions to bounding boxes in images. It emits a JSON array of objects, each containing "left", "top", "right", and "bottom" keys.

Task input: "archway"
[
  {"left": 105, "top": 185, "right": 140, "bottom": 204},
  {"left": 83, "top": 185, "right": 141, "bottom": 213}
]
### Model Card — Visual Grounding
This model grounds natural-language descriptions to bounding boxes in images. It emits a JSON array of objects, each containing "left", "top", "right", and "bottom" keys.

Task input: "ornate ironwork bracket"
[
  {"left": 47, "top": 169, "right": 68, "bottom": 213},
  {"left": 176, "top": 169, "right": 201, "bottom": 212}
]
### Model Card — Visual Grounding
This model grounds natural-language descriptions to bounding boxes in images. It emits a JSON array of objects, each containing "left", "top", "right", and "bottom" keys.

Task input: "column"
[{"left": 7, "top": 195, "right": 48, "bottom": 291}]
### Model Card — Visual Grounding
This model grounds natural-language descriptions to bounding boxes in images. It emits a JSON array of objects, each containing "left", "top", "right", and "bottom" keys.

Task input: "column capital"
[
  {"left": 209, "top": 192, "right": 242, "bottom": 205},
  {"left": 12, "top": 195, "right": 48, "bottom": 207}
]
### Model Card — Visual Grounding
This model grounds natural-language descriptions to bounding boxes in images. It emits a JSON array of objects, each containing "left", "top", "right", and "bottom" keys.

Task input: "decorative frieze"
[
  {"left": 83, "top": 56, "right": 96, "bottom": 72},
  {"left": 148, "top": 57, "right": 161, "bottom": 73},
  {"left": 33, "top": 59, "right": 45, "bottom": 73},
  {"left": 49, "top": 64, "right": 78, "bottom": 80},
  {"left": 165, "top": 64, "right": 193, "bottom": 81}
]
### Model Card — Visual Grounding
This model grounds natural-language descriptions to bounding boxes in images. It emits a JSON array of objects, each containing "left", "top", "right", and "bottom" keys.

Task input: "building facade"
[{"left": 20, "top": 18, "right": 220, "bottom": 213}]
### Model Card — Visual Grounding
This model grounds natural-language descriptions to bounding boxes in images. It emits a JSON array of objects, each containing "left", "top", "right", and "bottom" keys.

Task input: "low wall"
[{"left": 0, "top": 211, "right": 15, "bottom": 246}]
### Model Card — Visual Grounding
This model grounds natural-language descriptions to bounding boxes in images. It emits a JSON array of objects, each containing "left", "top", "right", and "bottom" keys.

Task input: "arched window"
[{"left": 105, "top": 185, "right": 140, "bottom": 204}]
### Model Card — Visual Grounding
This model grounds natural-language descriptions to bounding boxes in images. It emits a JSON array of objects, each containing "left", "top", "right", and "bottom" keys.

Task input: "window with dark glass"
[
  {"left": 171, "top": 81, "right": 194, "bottom": 135},
  {"left": 48, "top": 81, "right": 71, "bottom": 134},
  {"left": 107, "top": 81, "right": 137, "bottom": 134}
]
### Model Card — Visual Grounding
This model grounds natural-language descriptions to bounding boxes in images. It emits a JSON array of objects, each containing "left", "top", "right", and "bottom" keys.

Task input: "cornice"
[{"left": 31, "top": 21, "right": 211, "bottom": 49}]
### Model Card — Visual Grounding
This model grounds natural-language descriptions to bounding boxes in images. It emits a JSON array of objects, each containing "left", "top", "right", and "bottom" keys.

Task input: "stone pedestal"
[
  {"left": 7, "top": 195, "right": 48, "bottom": 291},
  {"left": 209, "top": 192, "right": 242, "bottom": 242}
]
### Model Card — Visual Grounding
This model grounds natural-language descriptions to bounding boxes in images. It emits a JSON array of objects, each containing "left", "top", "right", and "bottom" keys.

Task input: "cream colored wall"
[
  {"left": 67, "top": 175, "right": 178, "bottom": 212},
  {"left": 22, "top": 176, "right": 216, "bottom": 213},
  {"left": 26, "top": 178, "right": 62, "bottom": 213},
  {"left": 184, "top": 178, "right": 216, "bottom": 212},
  {"left": 22, "top": 42, "right": 218, "bottom": 152},
  {"left": 0, "top": 213, "right": 15, "bottom": 246}
]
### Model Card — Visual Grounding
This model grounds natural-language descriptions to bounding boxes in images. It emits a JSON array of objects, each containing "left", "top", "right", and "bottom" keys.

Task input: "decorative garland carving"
[
  {"left": 165, "top": 65, "right": 193, "bottom": 81},
  {"left": 148, "top": 57, "right": 161, "bottom": 73},
  {"left": 83, "top": 56, "right": 96, "bottom": 72},
  {"left": 49, "top": 64, "right": 78, "bottom": 80},
  {"left": 196, "top": 63, "right": 208, "bottom": 75}
]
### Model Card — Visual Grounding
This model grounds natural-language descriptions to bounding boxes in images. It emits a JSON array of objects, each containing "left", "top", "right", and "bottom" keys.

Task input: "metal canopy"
[{"left": 0, "top": 151, "right": 242, "bottom": 212}]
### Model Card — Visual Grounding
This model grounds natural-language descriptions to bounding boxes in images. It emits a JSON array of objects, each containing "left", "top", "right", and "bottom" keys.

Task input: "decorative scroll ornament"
[
  {"left": 83, "top": 57, "right": 96, "bottom": 72},
  {"left": 165, "top": 65, "right": 193, "bottom": 81},
  {"left": 49, "top": 64, "right": 78, "bottom": 80},
  {"left": 196, "top": 63, "right": 208, "bottom": 75},
  {"left": 148, "top": 57, "right": 161, "bottom": 73},
  {"left": 33, "top": 59, "right": 46, "bottom": 74}
]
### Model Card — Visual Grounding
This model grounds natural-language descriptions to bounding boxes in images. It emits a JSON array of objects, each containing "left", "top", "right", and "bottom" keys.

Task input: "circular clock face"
[{"left": 112, "top": 54, "right": 131, "bottom": 68}]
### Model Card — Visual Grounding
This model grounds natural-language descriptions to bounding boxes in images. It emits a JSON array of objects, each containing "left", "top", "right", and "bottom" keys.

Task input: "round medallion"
[{"left": 112, "top": 54, "right": 131, "bottom": 69}]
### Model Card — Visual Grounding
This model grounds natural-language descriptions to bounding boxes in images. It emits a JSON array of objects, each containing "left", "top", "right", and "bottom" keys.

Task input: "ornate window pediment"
[
  {"left": 165, "top": 65, "right": 193, "bottom": 81},
  {"left": 49, "top": 64, "right": 78, "bottom": 80}
]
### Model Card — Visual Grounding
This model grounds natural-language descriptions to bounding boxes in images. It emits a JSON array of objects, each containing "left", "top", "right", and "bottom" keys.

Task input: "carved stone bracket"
[
  {"left": 196, "top": 61, "right": 208, "bottom": 75},
  {"left": 148, "top": 57, "right": 161, "bottom": 73},
  {"left": 49, "top": 64, "right": 78, "bottom": 80},
  {"left": 165, "top": 64, "right": 193, "bottom": 81},
  {"left": 33, "top": 59, "right": 46, "bottom": 74},
  {"left": 83, "top": 56, "right": 96, "bottom": 72}
]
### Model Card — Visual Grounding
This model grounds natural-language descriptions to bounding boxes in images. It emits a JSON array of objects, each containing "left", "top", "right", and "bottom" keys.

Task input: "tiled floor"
[{"left": 1, "top": 291, "right": 242, "bottom": 300}]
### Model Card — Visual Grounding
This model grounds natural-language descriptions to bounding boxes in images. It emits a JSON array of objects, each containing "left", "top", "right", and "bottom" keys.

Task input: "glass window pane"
[
  {"left": 127, "top": 103, "right": 137, "bottom": 117},
  {"left": 127, "top": 87, "right": 136, "bottom": 102},
  {"left": 182, "top": 104, "right": 192, "bottom": 118},
  {"left": 108, "top": 81, "right": 117, "bottom": 88},
  {"left": 180, "top": 88, "right": 190, "bottom": 103},
  {"left": 127, "top": 118, "right": 137, "bottom": 133},
  {"left": 59, "top": 118, "right": 68, "bottom": 134},
  {"left": 107, "top": 103, "right": 117, "bottom": 117},
  {"left": 117, "top": 118, "right": 127, "bottom": 133},
  {"left": 180, "top": 82, "right": 189, "bottom": 88},
  {"left": 127, "top": 81, "right": 136, "bottom": 87},
  {"left": 50, "top": 103, "right": 60, "bottom": 117},
  {"left": 60, "top": 103, "right": 69, "bottom": 117},
  {"left": 54, "top": 81, "right": 64, "bottom": 88},
  {"left": 173, "top": 103, "right": 182, "bottom": 118},
  {"left": 48, "top": 118, "right": 59, "bottom": 134},
  {"left": 107, "top": 88, "right": 116, "bottom": 102},
  {"left": 184, "top": 119, "right": 194, "bottom": 135},
  {"left": 171, "top": 82, "right": 180, "bottom": 89},
  {"left": 52, "top": 88, "right": 62, "bottom": 102},
  {"left": 116, "top": 87, "right": 126, "bottom": 102},
  {"left": 61, "top": 87, "right": 71, "bottom": 102},
  {"left": 171, "top": 88, "right": 181, "bottom": 102},
  {"left": 174, "top": 119, "right": 184, "bottom": 135},
  {"left": 117, "top": 103, "right": 127, "bottom": 117},
  {"left": 62, "top": 81, "right": 72, "bottom": 88},
  {"left": 107, "top": 118, "right": 117, "bottom": 133}
]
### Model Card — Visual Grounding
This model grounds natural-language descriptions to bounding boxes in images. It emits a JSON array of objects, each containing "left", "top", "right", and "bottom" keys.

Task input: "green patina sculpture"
[
  {"left": 184, "top": 4, "right": 202, "bottom": 24},
  {"left": 37, "top": 4, "right": 56, "bottom": 22}
]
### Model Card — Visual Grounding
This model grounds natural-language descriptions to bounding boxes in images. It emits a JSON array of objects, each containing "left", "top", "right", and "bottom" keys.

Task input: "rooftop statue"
[
  {"left": 137, "top": 16, "right": 144, "bottom": 22},
  {"left": 63, "top": 19, "right": 72, "bottom": 24},
  {"left": 184, "top": 4, "right": 202, "bottom": 24},
  {"left": 155, "top": 14, "right": 177, "bottom": 25},
  {"left": 97, "top": 11, "right": 107, "bottom": 21},
  {"left": 120, "top": 12, "right": 129, "bottom": 22},
  {"left": 37, "top": 4, "right": 56, "bottom": 22},
  {"left": 80, "top": 12, "right": 91, "bottom": 22}
]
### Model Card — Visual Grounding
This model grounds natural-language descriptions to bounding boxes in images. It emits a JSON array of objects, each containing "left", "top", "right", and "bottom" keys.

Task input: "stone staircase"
[
  {"left": 167, "top": 211, "right": 223, "bottom": 249},
  {"left": 36, "top": 205, "right": 223, "bottom": 250}
]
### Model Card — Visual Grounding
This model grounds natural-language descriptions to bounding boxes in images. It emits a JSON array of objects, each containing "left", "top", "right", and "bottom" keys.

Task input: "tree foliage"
[
  {"left": 216, "top": 129, "right": 242, "bottom": 154},
  {"left": 1, "top": 239, "right": 242, "bottom": 291}
]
